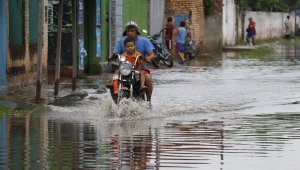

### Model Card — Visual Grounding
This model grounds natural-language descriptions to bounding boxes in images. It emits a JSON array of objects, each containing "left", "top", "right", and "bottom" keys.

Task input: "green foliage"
[
  {"left": 0, "top": 104, "right": 12, "bottom": 116},
  {"left": 0, "top": 103, "right": 27, "bottom": 116},
  {"left": 236, "top": 0, "right": 300, "bottom": 12},
  {"left": 0, "top": 104, "right": 13, "bottom": 117},
  {"left": 240, "top": 46, "right": 276, "bottom": 59},
  {"left": 280, "top": 37, "right": 300, "bottom": 46},
  {"left": 204, "top": 0, "right": 213, "bottom": 16}
]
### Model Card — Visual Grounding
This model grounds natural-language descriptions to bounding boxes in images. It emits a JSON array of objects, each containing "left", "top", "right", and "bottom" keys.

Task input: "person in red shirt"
[
  {"left": 165, "top": 17, "right": 174, "bottom": 53},
  {"left": 246, "top": 17, "right": 256, "bottom": 46}
]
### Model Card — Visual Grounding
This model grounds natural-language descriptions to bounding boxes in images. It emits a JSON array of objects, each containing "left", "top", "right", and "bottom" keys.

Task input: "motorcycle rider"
[
  {"left": 109, "top": 21, "right": 155, "bottom": 103},
  {"left": 110, "top": 37, "right": 147, "bottom": 95}
]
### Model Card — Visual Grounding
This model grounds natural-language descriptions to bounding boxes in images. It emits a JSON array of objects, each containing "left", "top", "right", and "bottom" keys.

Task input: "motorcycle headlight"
[
  {"left": 120, "top": 55, "right": 126, "bottom": 62},
  {"left": 120, "top": 63, "right": 132, "bottom": 76}
]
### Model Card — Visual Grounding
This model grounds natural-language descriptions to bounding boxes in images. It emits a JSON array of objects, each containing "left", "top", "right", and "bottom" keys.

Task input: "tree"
[{"left": 235, "top": 0, "right": 300, "bottom": 12}]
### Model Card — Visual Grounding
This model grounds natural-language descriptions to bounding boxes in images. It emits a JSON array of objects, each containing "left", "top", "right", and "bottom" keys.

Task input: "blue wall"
[
  {"left": 174, "top": 14, "right": 190, "bottom": 28},
  {"left": 0, "top": 0, "right": 6, "bottom": 89}
]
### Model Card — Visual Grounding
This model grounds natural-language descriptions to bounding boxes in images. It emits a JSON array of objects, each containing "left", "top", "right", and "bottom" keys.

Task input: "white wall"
[
  {"left": 222, "top": 0, "right": 236, "bottom": 45},
  {"left": 244, "top": 11, "right": 287, "bottom": 40},
  {"left": 109, "top": 0, "right": 123, "bottom": 52},
  {"left": 150, "top": 0, "right": 165, "bottom": 35},
  {"left": 222, "top": 9, "right": 300, "bottom": 46}
]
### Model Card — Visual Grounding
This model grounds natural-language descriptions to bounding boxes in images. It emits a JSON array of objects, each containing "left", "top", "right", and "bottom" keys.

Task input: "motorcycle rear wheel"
[{"left": 162, "top": 54, "right": 173, "bottom": 67}]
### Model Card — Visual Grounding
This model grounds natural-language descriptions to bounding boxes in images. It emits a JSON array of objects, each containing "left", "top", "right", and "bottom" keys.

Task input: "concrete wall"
[
  {"left": 150, "top": 0, "right": 165, "bottom": 35},
  {"left": 109, "top": 0, "right": 123, "bottom": 53},
  {"left": 203, "top": 14, "right": 223, "bottom": 52},
  {"left": 221, "top": 6, "right": 300, "bottom": 46},
  {"left": 242, "top": 11, "right": 300, "bottom": 40},
  {"left": 222, "top": 0, "right": 236, "bottom": 46},
  {"left": 6, "top": 0, "right": 48, "bottom": 88}
]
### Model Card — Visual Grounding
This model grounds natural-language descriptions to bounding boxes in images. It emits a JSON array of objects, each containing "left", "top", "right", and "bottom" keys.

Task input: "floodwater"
[{"left": 1, "top": 42, "right": 300, "bottom": 169}]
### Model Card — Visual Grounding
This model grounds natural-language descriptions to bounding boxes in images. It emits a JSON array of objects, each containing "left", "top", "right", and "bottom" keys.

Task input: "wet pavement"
[{"left": 1, "top": 42, "right": 300, "bottom": 169}]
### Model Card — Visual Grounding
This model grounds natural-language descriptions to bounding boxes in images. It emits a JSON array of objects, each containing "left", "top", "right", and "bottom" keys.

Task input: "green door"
[{"left": 123, "top": 0, "right": 148, "bottom": 37}]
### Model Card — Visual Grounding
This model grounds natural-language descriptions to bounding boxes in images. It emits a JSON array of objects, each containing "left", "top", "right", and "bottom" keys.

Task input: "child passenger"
[{"left": 111, "top": 37, "right": 147, "bottom": 94}]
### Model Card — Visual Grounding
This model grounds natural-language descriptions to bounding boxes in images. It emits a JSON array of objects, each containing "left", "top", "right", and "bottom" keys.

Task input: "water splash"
[
  {"left": 102, "top": 98, "right": 152, "bottom": 119},
  {"left": 45, "top": 91, "right": 250, "bottom": 124},
  {"left": 46, "top": 94, "right": 159, "bottom": 123}
]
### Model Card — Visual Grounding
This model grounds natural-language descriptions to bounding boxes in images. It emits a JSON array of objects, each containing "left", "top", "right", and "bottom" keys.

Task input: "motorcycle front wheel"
[
  {"left": 162, "top": 49, "right": 173, "bottom": 67},
  {"left": 117, "top": 89, "right": 129, "bottom": 105},
  {"left": 153, "top": 54, "right": 161, "bottom": 68}
]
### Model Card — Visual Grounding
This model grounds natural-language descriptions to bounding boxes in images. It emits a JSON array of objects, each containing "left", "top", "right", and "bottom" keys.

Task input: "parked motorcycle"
[
  {"left": 108, "top": 54, "right": 147, "bottom": 105},
  {"left": 143, "top": 29, "right": 173, "bottom": 68}
]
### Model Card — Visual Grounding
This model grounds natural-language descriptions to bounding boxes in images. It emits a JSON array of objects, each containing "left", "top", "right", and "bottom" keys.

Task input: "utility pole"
[
  {"left": 72, "top": 0, "right": 77, "bottom": 91},
  {"left": 54, "top": 0, "right": 64, "bottom": 96},
  {"left": 36, "top": 0, "right": 44, "bottom": 101}
]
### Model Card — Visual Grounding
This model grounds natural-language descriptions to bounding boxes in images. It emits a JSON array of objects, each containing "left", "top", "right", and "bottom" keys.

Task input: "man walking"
[{"left": 174, "top": 21, "right": 187, "bottom": 64}]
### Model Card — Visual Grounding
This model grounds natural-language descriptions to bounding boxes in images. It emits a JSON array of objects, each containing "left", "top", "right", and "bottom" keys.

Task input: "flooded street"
[{"left": 1, "top": 43, "right": 300, "bottom": 169}]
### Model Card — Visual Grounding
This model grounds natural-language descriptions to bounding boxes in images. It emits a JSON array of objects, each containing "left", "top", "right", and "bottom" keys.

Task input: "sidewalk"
[
  {"left": 0, "top": 73, "right": 110, "bottom": 112},
  {"left": 223, "top": 44, "right": 257, "bottom": 51}
]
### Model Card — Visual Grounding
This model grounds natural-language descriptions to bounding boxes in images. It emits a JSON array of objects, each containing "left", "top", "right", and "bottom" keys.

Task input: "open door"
[{"left": 0, "top": 0, "right": 7, "bottom": 89}]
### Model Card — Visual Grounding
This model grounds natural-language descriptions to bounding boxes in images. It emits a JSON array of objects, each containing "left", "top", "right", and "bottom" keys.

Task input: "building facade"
[
  {"left": 5, "top": 0, "right": 48, "bottom": 88},
  {"left": 165, "top": 0, "right": 204, "bottom": 47}
]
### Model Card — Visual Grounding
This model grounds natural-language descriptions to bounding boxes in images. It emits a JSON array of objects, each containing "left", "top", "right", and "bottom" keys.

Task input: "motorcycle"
[
  {"left": 108, "top": 54, "right": 147, "bottom": 105},
  {"left": 143, "top": 29, "right": 173, "bottom": 68}
]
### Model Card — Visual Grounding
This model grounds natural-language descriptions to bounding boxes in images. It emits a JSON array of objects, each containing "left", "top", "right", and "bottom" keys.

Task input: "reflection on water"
[
  {"left": 1, "top": 111, "right": 300, "bottom": 169},
  {"left": 1, "top": 43, "right": 300, "bottom": 169}
]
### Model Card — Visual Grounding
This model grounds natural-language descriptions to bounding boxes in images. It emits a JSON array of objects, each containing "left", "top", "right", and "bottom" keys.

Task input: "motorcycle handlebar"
[
  {"left": 108, "top": 53, "right": 119, "bottom": 62},
  {"left": 150, "top": 28, "right": 166, "bottom": 39}
]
